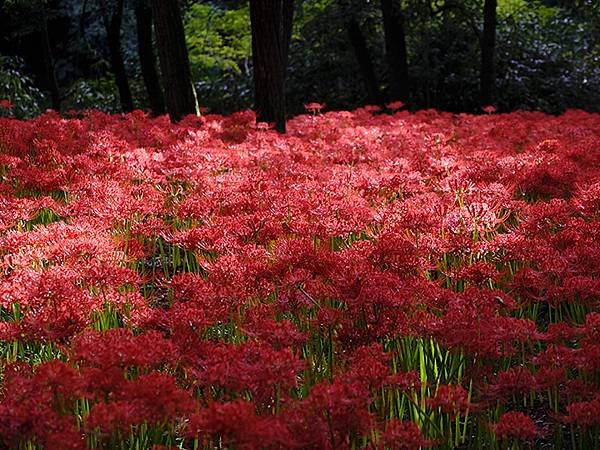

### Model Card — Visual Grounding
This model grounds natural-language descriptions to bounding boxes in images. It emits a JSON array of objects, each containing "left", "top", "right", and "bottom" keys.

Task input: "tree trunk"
[
  {"left": 104, "top": 0, "right": 134, "bottom": 112},
  {"left": 249, "top": 0, "right": 294, "bottom": 134},
  {"left": 380, "top": 0, "right": 408, "bottom": 102},
  {"left": 346, "top": 17, "right": 383, "bottom": 106},
  {"left": 480, "top": 0, "right": 497, "bottom": 106},
  {"left": 40, "top": 11, "right": 61, "bottom": 111},
  {"left": 151, "top": 0, "right": 197, "bottom": 122},
  {"left": 135, "top": 0, "right": 165, "bottom": 116}
]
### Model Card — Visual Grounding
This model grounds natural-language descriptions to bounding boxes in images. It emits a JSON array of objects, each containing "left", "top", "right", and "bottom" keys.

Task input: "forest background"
[{"left": 0, "top": 0, "right": 598, "bottom": 120}]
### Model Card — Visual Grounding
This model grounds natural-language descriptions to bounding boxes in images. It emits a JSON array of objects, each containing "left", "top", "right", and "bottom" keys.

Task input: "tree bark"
[
  {"left": 480, "top": 0, "right": 497, "bottom": 106},
  {"left": 135, "top": 0, "right": 165, "bottom": 116},
  {"left": 151, "top": 0, "right": 197, "bottom": 122},
  {"left": 346, "top": 17, "right": 383, "bottom": 106},
  {"left": 249, "top": 0, "right": 294, "bottom": 134},
  {"left": 380, "top": 0, "right": 408, "bottom": 102},
  {"left": 104, "top": 0, "right": 134, "bottom": 112},
  {"left": 40, "top": 10, "right": 61, "bottom": 111}
]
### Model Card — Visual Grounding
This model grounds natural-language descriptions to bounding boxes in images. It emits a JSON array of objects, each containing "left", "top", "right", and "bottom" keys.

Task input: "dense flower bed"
[{"left": 0, "top": 107, "right": 598, "bottom": 449}]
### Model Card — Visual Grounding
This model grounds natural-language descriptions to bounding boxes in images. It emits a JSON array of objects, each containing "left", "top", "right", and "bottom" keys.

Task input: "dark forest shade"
[
  {"left": 481, "top": 0, "right": 497, "bottom": 106},
  {"left": 250, "top": 0, "right": 294, "bottom": 133},
  {"left": 135, "top": 0, "right": 165, "bottom": 116},
  {"left": 151, "top": 0, "right": 197, "bottom": 122},
  {"left": 380, "top": 0, "right": 408, "bottom": 102},
  {"left": 40, "top": 9, "right": 60, "bottom": 111},
  {"left": 0, "top": 0, "right": 596, "bottom": 118},
  {"left": 346, "top": 16, "right": 383, "bottom": 106},
  {"left": 103, "top": 0, "right": 133, "bottom": 113}
]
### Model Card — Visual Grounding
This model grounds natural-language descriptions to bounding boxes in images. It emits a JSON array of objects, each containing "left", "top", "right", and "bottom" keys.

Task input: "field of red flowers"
[{"left": 0, "top": 106, "right": 598, "bottom": 449}]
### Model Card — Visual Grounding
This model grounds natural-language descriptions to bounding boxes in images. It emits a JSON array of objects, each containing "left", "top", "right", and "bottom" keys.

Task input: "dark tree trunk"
[
  {"left": 480, "top": 0, "right": 497, "bottom": 106},
  {"left": 104, "top": 0, "right": 134, "bottom": 112},
  {"left": 151, "top": 0, "right": 197, "bottom": 122},
  {"left": 346, "top": 17, "right": 383, "bottom": 106},
  {"left": 135, "top": 0, "right": 165, "bottom": 116},
  {"left": 282, "top": 1, "right": 294, "bottom": 66},
  {"left": 380, "top": 0, "right": 408, "bottom": 102},
  {"left": 40, "top": 11, "right": 61, "bottom": 111},
  {"left": 249, "top": 0, "right": 294, "bottom": 134}
]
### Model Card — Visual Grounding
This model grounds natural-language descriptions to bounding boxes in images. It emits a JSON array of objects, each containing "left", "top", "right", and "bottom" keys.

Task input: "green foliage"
[
  {"left": 185, "top": 3, "right": 251, "bottom": 76},
  {"left": 381, "top": 0, "right": 599, "bottom": 112},
  {"left": 0, "top": 56, "right": 46, "bottom": 118},
  {"left": 1, "top": 0, "right": 598, "bottom": 116},
  {"left": 174, "top": 0, "right": 594, "bottom": 114},
  {"left": 62, "top": 74, "right": 147, "bottom": 114},
  {"left": 496, "top": 2, "right": 600, "bottom": 113},
  {"left": 184, "top": 3, "right": 253, "bottom": 113},
  {"left": 405, "top": 1, "right": 480, "bottom": 111},
  {"left": 63, "top": 76, "right": 121, "bottom": 113},
  {"left": 287, "top": 0, "right": 375, "bottom": 113}
]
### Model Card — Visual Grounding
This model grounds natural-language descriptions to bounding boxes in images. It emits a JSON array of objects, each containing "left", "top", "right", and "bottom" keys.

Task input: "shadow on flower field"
[{"left": 0, "top": 107, "right": 598, "bottom": 449}]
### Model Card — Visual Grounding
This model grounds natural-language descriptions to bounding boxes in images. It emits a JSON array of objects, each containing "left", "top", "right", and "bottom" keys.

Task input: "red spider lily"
[
  {"left": 427, "top": 384, "right": 472, "bottom": 417},
  {"left": 362, "top": 104, "right": 381, "bottom": 113},
  {"left": 243, "top": 306, "right": 307, "bottom": 350},
  {"left": 485, "top": 366, "right": 537, "bottom": 400},
  {"left": 427, "top": 298, "right": 538, "bottom": 358},
  {"left": 493, "top": 411, "right": 537, "bottom": 441},
  {"left": 542, "top": 322, "right": 585, "bottom": 344},
  {"left": 186, "top": 400, "right": 294, "bottom": 450},
  {"left": 0, "top": 264, "right": 100, "bottom": 340},
  {"left": 0, "top": 361, "right": 86, "bottom": 448},
  {"left": 534, "top": 343, "right": 600, "bottom": 375},
  {"left": 377, "top": 420, "right": 434, "bottom": 449},
  {"left": 564, "top": 394, "right": 600, "bottom": 428},
  {"left": 304, "top": 102, "right": 325, "bottom": 114},
  {"left": 289, "top": 378, "right": 375, "bottom": 449},
  {"left": 343, "top": 343, "right": 393, "bottom": 388},
  {"left": 0, "top": 99, "right": 13, "bottom": 109},
  {"left": 72, "top": 329, "right": 179, "bottom": 370},
  {"left": 574, "top": 181, "right": 600, "bottom": 214},
  {"left": 169, "top": 273, "right": 234, "bottom": 321},
  {"left": 584, "top": 312, "right": 600, "bottom": 341},
  {"left": 385, "top": 101, "right": 406, "bottom": 111},
  {"left": 188, "top": 341, "right": 303, "bottom": 407},
  {"left": 562, "top": 378, "right": 597, "bottom": 400},
  {"left": 86, "top": 373, "right": 195, "bottom": 435},
  {"left": 370, "top": 231, "right": 420, "bottom": 275},
  {"left": 453, "top": 261, "right": 501, "bottom": 286},
  {"left": 0, "top": 106, "right": 598, "bottom": 448},
  {"left": 255, "top": 121, "right": 274, "bottom": 131},
  {"left": 533, "top": 366, "right": 567, "bottom": 390}
]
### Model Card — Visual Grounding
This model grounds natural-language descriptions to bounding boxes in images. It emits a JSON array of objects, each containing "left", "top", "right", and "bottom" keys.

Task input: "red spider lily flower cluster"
[
  {"left": 303, "top": 102, "right": 325, "bottom": 114},
  {"left": 386, "top": 101, "right": 406, "bottom": 111},
  {"left": 493, "top": 411, "right": 538, "bottom": 441},
  {"left": 0, "top": 106, "right": 598, "bottom": 449}
]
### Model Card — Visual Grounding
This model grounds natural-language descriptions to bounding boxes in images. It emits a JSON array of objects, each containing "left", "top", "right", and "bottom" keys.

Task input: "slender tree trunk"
[
  {"left": 380, "top": 0, "right": 408, "bottom": 102},
  {"left": 151, "top": 0, "right": 197, "bottom": 122},
  {"left": 104, "top": 0, "right": 134, "bottom": 112},
  {"left": 249, "top": 0, "right": 294, "bottom": 133},
  {"left": 480, "top": 0, "right": 497, "bottom": 106},
  {"left": 135, "top": 0, "right": 165, "bottom": 116},
  {"left": 346, "top": 17, "right": 383, "bottom": 106},
  {"left": 40, "top": 11, "right": 61, "bottom": 111}
]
